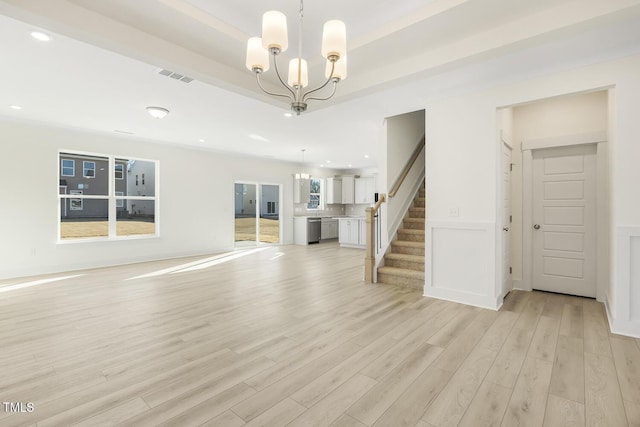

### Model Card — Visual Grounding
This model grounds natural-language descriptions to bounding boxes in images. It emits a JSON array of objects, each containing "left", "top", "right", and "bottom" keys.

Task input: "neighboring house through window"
[
  {"left": 58, "top": 151, "right": 157, "bottom": 240},
  {"left": 69, "top": 190, "right": 83, "bottom": 210},
  {"left": 61, "top": 159, "right": 75, "bottom": 176},
  {"left": 83, "top": 161, "right": 95, "bottom": 178}
]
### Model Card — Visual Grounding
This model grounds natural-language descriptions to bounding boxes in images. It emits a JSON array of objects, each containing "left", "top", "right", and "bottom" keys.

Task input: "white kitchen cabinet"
[
  {"left": 325, "top": 177, "right": 342, "bottom": 204},
  {"left": 321, "top": 219, "right": 338, "bottom": 240},
  {"left": 338, "top": 218, "right": 364, "bottom": 248},
  {"left": 354, "top": 176, "right": 375, "bottom": 204},
  {"left": 358, "top": 219, "right": 368, "bottom": 246},
  {"left": 293, "top": 178, "right": 310, "bottom": 203},
  {"left": 293, "top": 216, "right": 308, "bottom": 245},
  {"left": 341, "top": 175, "right": 355, "bottom": 204}
]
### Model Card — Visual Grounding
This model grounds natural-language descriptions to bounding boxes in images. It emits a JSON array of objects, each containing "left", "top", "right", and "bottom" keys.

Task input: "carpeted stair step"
[
  {"left": 377, "top": 267, "right": 424, "bottom": 290},
  {"left": 408, "top": 207, "right": 425, "bottom": 218},
  {"left": 402, "top": 217, "right": 425, "bottom": 230},
  {"left": 413, "top": 197, "right": 425, "bottom": 208},
  {"left": 385, "top": 253, "right": 425, "bottom": 271},
  {"left": 390, "top": 240, "right": 425, "bottom": 256},
  {"left": 397, "top": 228, "right": 425, "bottom": 242}
]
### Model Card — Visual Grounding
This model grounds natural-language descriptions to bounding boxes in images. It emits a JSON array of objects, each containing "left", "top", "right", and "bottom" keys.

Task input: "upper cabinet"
[
  {"left": 326, "top": 177, "right": 342, "bottom": 204},
  {"left": 341, "top": 175, "right": 355, "bottom": 204},
  {"left": 293, "top": 178, "right": 310, "bottom": 203},
  {"left": 354, "top": 176, "right": 375, "bottom": 204}
]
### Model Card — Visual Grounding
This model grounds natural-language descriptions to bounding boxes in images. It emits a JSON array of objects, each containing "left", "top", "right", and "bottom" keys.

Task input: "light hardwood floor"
[{"left": 1, "top": 243, "right": 639, "bottom": 426}]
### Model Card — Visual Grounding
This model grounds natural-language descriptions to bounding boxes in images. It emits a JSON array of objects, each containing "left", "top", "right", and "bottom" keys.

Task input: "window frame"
[
  {"left": 83, "top": 161, "right": 96, "bottom": 178},
  {"left": 307, "top": 178, "right": 322, "bottom": 210},
  {"left": 115, "top": 191, "right": 124, "bottom": 208},
  {"left": 114, "top": 163, "right": 124, "bottom": 180},
  {"left": 58, "top": 150, "right": 159, "bottom": 243},
  {"left": 61, "top": 159, "right": 75, "bottom": 177}
]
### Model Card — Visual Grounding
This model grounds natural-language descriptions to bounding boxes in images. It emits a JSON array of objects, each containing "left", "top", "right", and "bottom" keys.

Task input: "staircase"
[{"left": 376, "top": 182, "right": 425, "bottom": 290}]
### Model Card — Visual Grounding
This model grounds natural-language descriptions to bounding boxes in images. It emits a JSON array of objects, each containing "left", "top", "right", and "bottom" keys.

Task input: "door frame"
[
  {"left": 233, "top": 181, "right": 283, "bottom": 247},
  {"left": 521, "top": 130, "right": 608, "bottom": 301},
  {"left": 497, "top": 131, "right": 513, "bottom": 302}
]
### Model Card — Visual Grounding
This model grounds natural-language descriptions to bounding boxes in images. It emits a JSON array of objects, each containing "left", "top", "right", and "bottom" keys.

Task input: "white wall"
[
  {"left": 386, "top": 110, "right": 425, "bottom": 190},
  {"left": 0, "top": 119, "right": 299, "bottom": 279},
  {"left": 424, "top": 54, "right": 640, "bottom": 337}
]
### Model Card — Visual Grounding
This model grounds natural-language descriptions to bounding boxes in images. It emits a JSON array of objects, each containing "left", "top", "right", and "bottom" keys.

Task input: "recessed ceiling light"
[
  {"left": 199, "top": 138, "right": 205, "bottom": 143},
  {"left": 146, "top": 106, "right": 169, "bottom": 119},
  {"left": 326, "top": 160, "right": 331, "bottom": 164},
  {"left": 348, "top": 164, "right": 353, "bottom": 167},
  {"left": 30, "top": 31, "right": 51, "bottom": 41},
  {"left": 283, "top": 112, "right": 293, "bottom": 118},
  {"left": 248, "top": 134, "right": 270, "bottom": 142},
  {"left": 320, "top": 164, "right": 324, "bottom": 167},
  {"left": 10, "top": 105, "right": 22, "bottom": 110},
  {"left": 364, "top": 154, "right": 370, "bottom": 159}
]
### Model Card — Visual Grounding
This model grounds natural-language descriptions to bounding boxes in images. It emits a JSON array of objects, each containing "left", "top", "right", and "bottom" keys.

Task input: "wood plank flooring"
[{"left": 0, "top": 243, "right": 638, "bottom": 426}]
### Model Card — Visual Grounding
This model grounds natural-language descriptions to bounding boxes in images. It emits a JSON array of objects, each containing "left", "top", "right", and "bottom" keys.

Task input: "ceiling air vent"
[{"left": 155, "top": 68, "right": 194, "bottom": 83}]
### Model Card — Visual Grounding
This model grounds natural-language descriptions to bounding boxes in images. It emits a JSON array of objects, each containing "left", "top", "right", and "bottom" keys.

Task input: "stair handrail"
[
  {"left": 364, "top": 193, "right": 386, "bottom": 283},
  {"left": 365, "top": 134, "right": 425, "bottom": 283},
  {"left": 388, "top": 136, "right": 426, "bottom": 198}
]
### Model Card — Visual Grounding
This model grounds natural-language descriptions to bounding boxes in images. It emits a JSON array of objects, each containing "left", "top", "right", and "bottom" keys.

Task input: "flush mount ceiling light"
[
  {"left": 146, "top": 106, "right": 169, "bottom": 119},
  {"left": 30, "top": 31, "right": 51, "bottom": 41},
  {"left": 246, "top": 0, "right": 347, "bottom": 115}
]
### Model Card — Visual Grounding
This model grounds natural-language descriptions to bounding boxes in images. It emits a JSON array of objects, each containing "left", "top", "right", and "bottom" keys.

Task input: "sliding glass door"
[{"left": 234, "top": 182, "right": 280, "bottom": 246}]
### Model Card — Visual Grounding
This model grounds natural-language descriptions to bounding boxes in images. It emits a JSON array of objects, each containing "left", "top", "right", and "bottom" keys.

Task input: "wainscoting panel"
[
  {"left": 610, "top": 227, "right": 640, "bottom": 337},
  {"left": 425, "top": 221, "right": 498, "bottom": 310}
]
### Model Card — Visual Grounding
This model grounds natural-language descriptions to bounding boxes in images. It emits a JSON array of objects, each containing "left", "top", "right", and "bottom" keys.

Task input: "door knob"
[
  {"left": 503, "top": 227, "right": 509, "bottom": 231},
  {"left": 534, "top": 224, "right": 541, "bottom": 230}
]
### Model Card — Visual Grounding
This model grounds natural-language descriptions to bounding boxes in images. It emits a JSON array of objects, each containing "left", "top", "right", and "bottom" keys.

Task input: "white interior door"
[
  {"left": 501, "top": 142, "right": 512, "bottom": 296},
  {"left": 532, "top": 144, "right": 596, "bottom": 297}
]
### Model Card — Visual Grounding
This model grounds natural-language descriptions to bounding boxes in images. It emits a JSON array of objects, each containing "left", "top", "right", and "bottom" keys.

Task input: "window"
[
  {"left": 83, "top": 161, "right": 96, "bottom": 178},
  {"left": 115, "top": 191, "right": 124, "bottom": 208},
  {"left": 267, "top": 201, "right": 276, "bottom": 214},
  {"left": 142, "top": 173, "right": 145, "bottom": 185},
  {"left": 69, "top": 190, "right": 83, "bottom": 210},
  {"left": 61, "top": 159, "right": 75, "bottom": 176},
  {"left": 114, "top": 164, "right": 124, "bottom": 180},
  {"left": 307, "top": 178, "right": 321, "bottom": 210},
  {"left": 136, "top": 174, "right": 139, "bottom": 186},
  {"left": 59, "top": 152, "right": 158, "bottom": 241}
]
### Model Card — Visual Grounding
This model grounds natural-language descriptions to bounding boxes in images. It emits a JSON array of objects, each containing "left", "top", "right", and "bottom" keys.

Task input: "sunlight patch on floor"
[
  {"left": 0, "top": 274, "right": 84, "bottom": 293},
  {"left": 126, "top": 247, "right": 270, "bottom": 279}
]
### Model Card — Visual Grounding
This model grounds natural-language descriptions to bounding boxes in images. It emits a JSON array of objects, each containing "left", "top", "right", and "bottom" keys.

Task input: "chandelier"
[{"left": 245, "top": 0, "right": 347, "bottom": 115}]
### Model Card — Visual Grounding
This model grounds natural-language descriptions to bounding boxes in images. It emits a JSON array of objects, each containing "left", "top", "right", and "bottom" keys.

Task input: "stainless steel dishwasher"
[{"left": 307, "top": 217, "right": 321, "bottom": 244}]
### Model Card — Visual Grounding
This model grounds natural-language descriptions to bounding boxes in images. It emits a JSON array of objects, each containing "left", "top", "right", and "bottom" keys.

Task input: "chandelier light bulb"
[
  {"left": 246, "top": 37, "right": 269, "bottom": 72},
  {"left": 321, "top": 20, "right": 346, "bottom": 60},
  {"left": 262, "top": 11, "right": 288, "bottom": 53},
  {"left": 288, "top": 59, "right": 309, "bottom": 88}
]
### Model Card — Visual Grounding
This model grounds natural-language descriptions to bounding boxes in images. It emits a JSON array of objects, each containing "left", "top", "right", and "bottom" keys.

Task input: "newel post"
[{"left": 364, "top": 206, "right": 375, "bottom": 283}]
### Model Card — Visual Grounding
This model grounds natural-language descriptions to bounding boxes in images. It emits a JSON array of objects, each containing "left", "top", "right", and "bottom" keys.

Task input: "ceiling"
[{"left": 1, "top": 0, "right": 640, "bottom": 169}]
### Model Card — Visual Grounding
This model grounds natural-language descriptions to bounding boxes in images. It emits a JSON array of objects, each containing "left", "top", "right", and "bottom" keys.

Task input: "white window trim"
[
  {"left": 307, "top": 178, "right": 323, "bottom": 210},
  {"left": 115, "top": 164, "right": 124, "bottom": 180},
  {"left": 58, "top": 150, "right": 160, "bottom": 243},
  {"left": 61, "top": 159, "right": 75, "bottom": 177},
  {"left": 83, "top": 161, "right": 96, "bottom": 179},
  {"left": 115, "top": 191, "right": 124, "bottom": 208}
]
